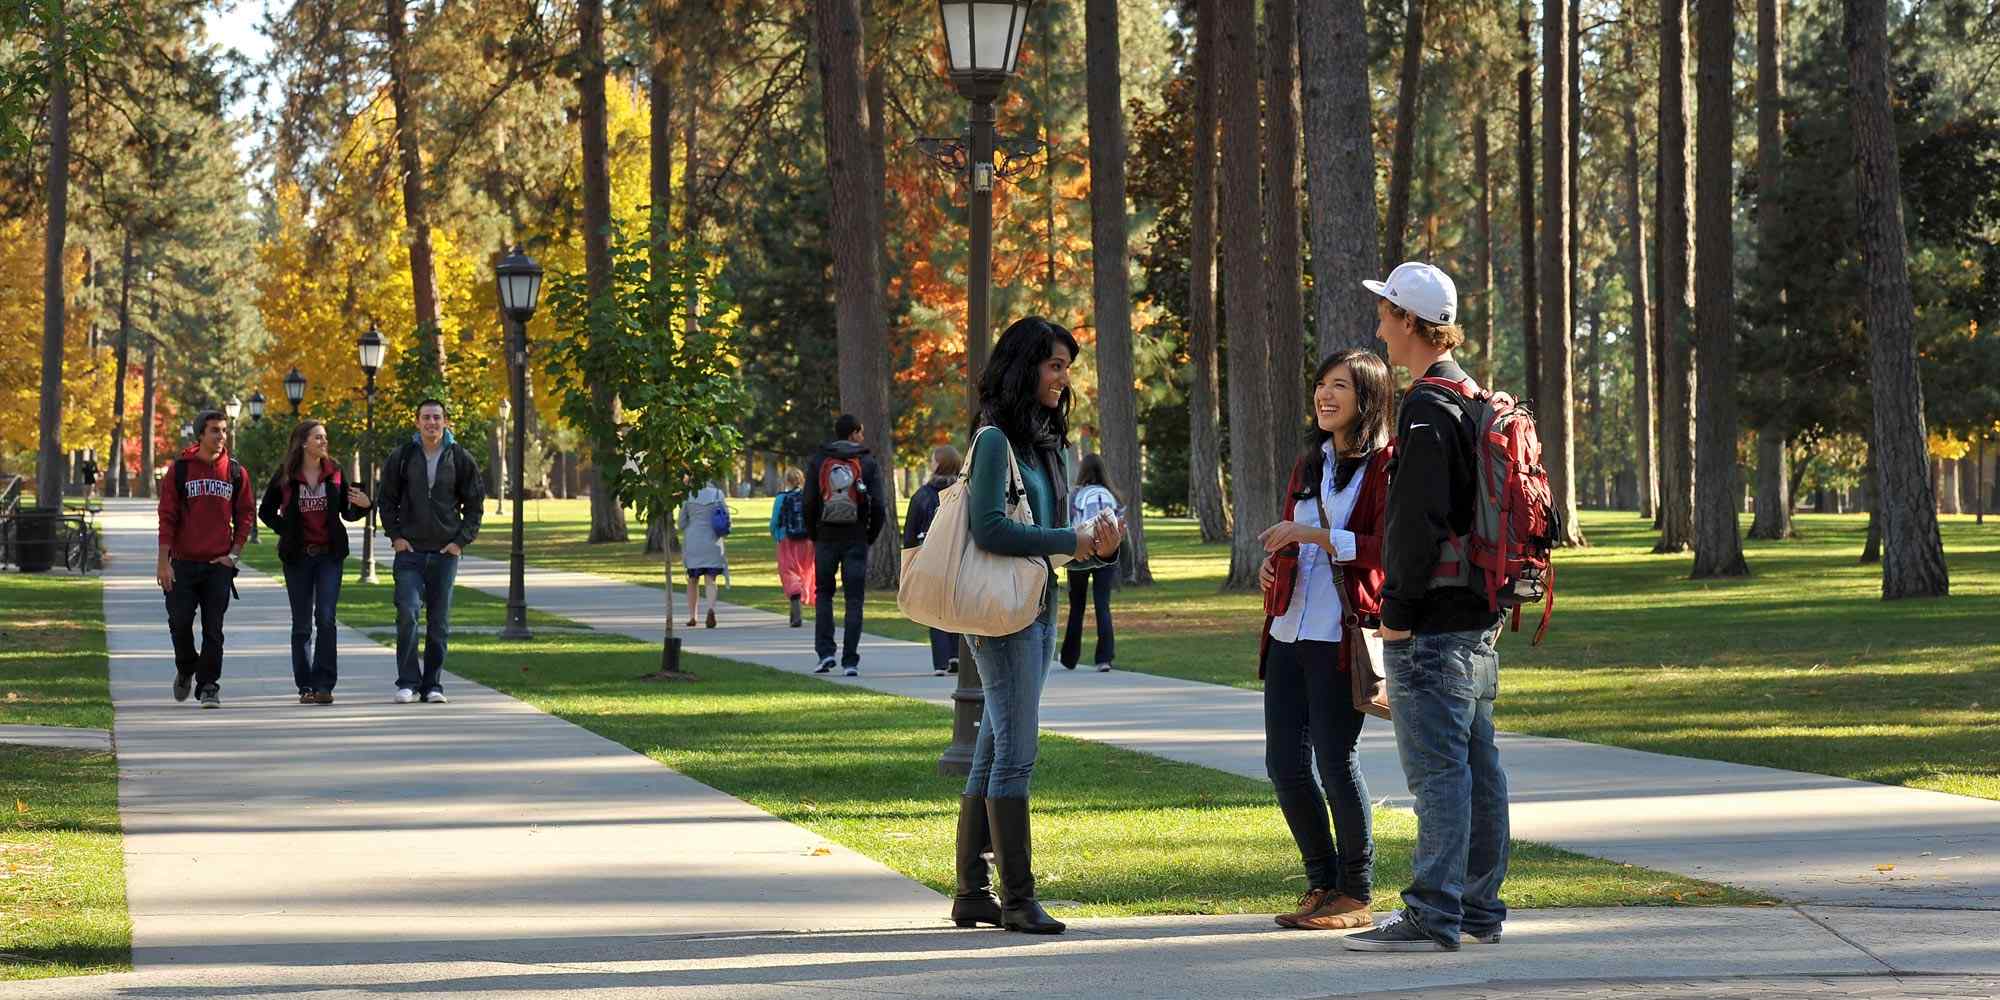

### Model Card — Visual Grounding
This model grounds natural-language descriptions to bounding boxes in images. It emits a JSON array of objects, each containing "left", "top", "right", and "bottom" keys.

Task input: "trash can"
[{"left": 12, "top": 508, "right": 58, "bottom": 573}]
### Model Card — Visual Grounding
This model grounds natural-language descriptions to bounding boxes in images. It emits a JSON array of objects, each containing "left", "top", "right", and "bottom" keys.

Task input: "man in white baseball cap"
[
  {"left": 1344, "top": 260, "right": 1513, "bottom": 956},
  {"left": 1363, "top": 261, "right": 1458, "bottom": 327}
]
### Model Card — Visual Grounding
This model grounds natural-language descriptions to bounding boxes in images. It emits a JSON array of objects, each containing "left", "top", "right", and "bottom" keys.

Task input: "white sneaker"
[
  {"left": 423, "top": 691, "right": 449, "bottom": 704},
  {"left": 1095, "top": 662, "right": 1113, "bottom": 673},
  {"left": 394, "top": 688, "right": 416, "bottom": 704}
]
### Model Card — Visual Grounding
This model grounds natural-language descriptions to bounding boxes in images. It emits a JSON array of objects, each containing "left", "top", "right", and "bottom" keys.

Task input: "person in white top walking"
[
  {"left": 1058, "top": 453, "right": 1124, "bottom": 672},
  {"left": 679, "top": 482, "right": 730, "bottom": 629}
]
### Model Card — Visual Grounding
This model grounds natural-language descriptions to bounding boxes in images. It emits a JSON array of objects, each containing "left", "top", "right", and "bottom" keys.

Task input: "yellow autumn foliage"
[{"left": 0, "top": 217, "right": 114, "bottom": 466}]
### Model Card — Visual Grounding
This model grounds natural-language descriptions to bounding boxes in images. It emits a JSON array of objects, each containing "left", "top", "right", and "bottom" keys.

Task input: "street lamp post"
[
  {"left": 495, "top": 245, "right": 543, "bottom": 642},
  {"left": 283, "top": 367, "right": 307, "bottom": 416},
  {"left": 357, "top": 326, "right": 386, "bottom": 585},
  {"left": 933, "top": 0, "right": 1034, "bottom": 776}
]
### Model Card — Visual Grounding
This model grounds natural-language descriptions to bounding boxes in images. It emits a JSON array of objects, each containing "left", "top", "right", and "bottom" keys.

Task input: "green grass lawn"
[
  {"left": 499, "top": 500, "right": 2000, "bottom": 800},
  {"left": 289, "top": 560, "right": 1760, "bottom": 915},
  {"left": 0, "top": 572, "right": 130, "bottom": 981}
]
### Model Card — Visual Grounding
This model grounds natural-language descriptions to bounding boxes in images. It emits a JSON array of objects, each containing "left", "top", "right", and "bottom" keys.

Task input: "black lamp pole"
[
  {"left": 495, "top": 245, "right": 543, "bottom": 642},
  {"left": 933, "top": 0, "right": 1035, "bottom": 777},
  {"left": 357, "top": 326, "right": 385, "bottom": 586}
]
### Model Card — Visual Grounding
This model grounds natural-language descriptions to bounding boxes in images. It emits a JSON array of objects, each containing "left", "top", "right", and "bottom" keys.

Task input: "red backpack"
[{"left": 1412, "top": 375, "right": 1561, "bottom": 644}]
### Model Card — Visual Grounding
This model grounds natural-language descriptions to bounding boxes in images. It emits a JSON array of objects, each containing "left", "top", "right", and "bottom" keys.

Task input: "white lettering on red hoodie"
[{"left": 158, "top": 446, "right": 254, "bottom": 561}]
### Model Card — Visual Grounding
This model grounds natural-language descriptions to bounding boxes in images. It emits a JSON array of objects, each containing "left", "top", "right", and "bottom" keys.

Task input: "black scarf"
[{"left": 1030, "top": 410, "right": 1070, "bottom": 528}]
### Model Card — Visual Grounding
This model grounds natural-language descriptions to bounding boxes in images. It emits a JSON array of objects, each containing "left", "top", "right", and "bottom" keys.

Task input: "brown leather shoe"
[
  {"left": 1274, "top": 888, "right": 1334, "bottom": 928},
  {"left": 1291, "top": 894, "right": 1373, "bottom": 931},
  {"left": 315, "top": 690, "right": 334, "bottom": 705}
]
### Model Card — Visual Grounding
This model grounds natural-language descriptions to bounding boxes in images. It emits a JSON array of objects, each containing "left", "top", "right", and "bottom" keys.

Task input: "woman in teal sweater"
[{"left": 950, "top": 316, "right": 1123, "bottom": 936}]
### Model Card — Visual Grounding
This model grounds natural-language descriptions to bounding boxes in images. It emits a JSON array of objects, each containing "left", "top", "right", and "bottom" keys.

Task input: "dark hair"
[
  {"left": 1075, "top": 453, "right": 1120, "bottom": 505},
  {"left": 834, "top": 413, "right": 862, "bottom": 440},
  {"left": 974, "top": 315, "right": 1080, "bottom": 452},
  {"left": 194, "top": 410, "right": 228, "bottom": 439},
  {"left": 280, "top": 420, "right": 327, "bottom": 483},
  {"left": 416, "top": 398, "right": 449, "bottom": 418},
  {"left": 1300, "top": 348, "right": 1394, "bottom": 491}
]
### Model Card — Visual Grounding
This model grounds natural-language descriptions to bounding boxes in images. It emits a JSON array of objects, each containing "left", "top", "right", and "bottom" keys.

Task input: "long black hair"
[
  {"left": 974, "top": 315, "right": 1081, "bottom": 454},
  {"left": 1300, "top": 348, "right": 1394, "bottom": 494}
]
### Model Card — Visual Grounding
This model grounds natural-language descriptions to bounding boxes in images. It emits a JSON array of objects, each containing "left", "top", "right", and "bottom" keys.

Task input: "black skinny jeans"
[
  {"left": 165, "top": 559, "right": 234, "bottom": 688},
  {"left": 813, "top": 540, "right": 869, "bottom": 666},
  {"left": 1263, "top": 637, "right": 1373, "bottom": 900},
  {"left": 1059, "top": 565, "right": 1116, "bottom": 667}
]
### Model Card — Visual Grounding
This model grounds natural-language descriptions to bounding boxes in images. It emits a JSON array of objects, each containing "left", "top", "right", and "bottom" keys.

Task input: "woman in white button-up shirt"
[{"left": 1255, "top": 348, "right": 1396, "bottom": 933}]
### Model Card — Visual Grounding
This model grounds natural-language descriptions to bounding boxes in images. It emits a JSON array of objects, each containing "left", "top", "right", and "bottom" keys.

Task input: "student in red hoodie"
[{"left": 157, "top": 410, "right": 256, "bottom": 708}]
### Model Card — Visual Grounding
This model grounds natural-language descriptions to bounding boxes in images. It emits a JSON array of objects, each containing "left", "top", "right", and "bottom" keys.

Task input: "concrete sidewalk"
[
  {"left": 434, "top": 545, "right": 2000, "bottom": 911},
  {"left": 88, "top": 502, "right": 941, "bottom": 975}
]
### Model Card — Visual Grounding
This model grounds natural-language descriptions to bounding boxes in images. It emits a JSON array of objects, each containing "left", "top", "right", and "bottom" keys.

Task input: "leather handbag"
[
  {"left": 1346, "top": 621, "right": 1391, "bottom": 720},
  {"left": 897, "top": 427, "right": 1065, "bottom": 637}
]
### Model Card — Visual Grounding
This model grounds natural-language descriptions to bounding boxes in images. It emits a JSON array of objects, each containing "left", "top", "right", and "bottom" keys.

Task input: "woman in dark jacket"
[
  {"left": 1255, "top": 348, "right": 1396, "bottom": 932},
  {"left": 950, "top": 316, "right": 1121, "bottom": 936},
  {"left": 902, "top": 444, "right": 964, "bottom": 676},
  {"left": 259, "top": 420, "right": 371, "bottom": 704}
]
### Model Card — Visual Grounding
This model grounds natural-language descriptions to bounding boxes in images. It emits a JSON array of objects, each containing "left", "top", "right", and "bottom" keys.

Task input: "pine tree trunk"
[
  {"left": 1747, "top": 0, "right": 1791, "bottom": 541},
  {"left": 1567, "top": 0, "right": 1580, "bottom": 341},
  {"left": 649, "top": 0, "right": 675, "bottom": 283},
  {"left": 1622, "top": 65, "right": 1658, "bottom": 521},
  {"left": 1265, "top": 0, "right": 1306, "bottom": 453},
  {"left": 385, "top": 0, "right": 444, "bottom": 375},
  {"left": 1847, "top": 0, "right": 1948, "bottom": 596},
  {"left": 1541, "top": 0, "right": 1583, "bottom": 546},
  {"left": 1860, "top": 436, "right": 1881, "bottom": 563},
  {"left": 1655, "top": 0, "right": 1697, "bottom": 553},
  {"left": 1084, "top": 0, "right": 1152, "bottom": 584},
  {"left": 1515, "top": 0, "right": 1539, "bottom": 402},
  {"left": 1188, "top": 0, "right": 1231, "bottom": 543},
  {"left": 1473, "top": 114, "right": 1494, "bottom": 386},
  {"left": 1384, "top": 0, "right": 1424, "bottom": 267},
  {"left": 579, "top": 0, "right": 628, "bottom": 543},
  {"left": 1585, "top": 298, "right": 1603, "bottom": 506},
  {"left": 1220, "top": 0, "right": 1271, "bottom": 590},
  {"left": 1299, "top": 0, "right": 1381, "bottom": 356},
  {"left": 36, "top": 4, "right": 70, "bottom": 508},
  {"left": 683, "top": 50, "right": 702, "bottom": 329},
  {"left": 110, "top": 228, "right": 134, "bottom": 497},
  {"left": 813, "top": 0, "right": 898, "bottom": 590},
  {"left": 1692, "top": 0, "right": 1748, "bottom": 576},
  {"left": 139, "top": 294, "right": 157, "bottom": 499}
]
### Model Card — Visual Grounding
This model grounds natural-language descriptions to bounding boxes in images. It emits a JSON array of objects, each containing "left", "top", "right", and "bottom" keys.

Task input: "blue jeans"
[
  {"left": 1384, "top": 626, "right": 1510, "bottom": 943},
  {"left": 282, "top": 552, "right": 344, "bottom": 692},
  {"left": 927, "top": 628, "right": 959, "bottom": 673},
  {"left": 1264, "top": 638, "right": 1373, "bottom": 900},
  {"left": 963, "top": 615, "right": 1054, "bottom": 800},
  {"left": 393, "top": 550, "right": 459, "bottom": 694}
]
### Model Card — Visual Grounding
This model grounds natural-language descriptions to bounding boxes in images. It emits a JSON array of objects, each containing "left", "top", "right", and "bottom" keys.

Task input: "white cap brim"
[{"left": 1361, "top": 279, "right": 1389, "bottom": 298}]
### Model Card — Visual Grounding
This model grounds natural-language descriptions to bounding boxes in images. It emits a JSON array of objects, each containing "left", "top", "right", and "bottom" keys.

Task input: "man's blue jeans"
[
  {"left": 963, "top": 615, "right": 1054, "bottom": 800},
  {"left": 1383, "top": 626, "right": 1509, "bottom": 944},
  {"left": 393, "top": 550, "right": 459, "bottom": 695}
]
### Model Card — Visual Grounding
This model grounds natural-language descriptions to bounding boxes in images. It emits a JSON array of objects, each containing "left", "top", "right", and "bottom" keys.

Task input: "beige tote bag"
[{"left": 898, "top": 427, "right": 1064, "bottom": 637}]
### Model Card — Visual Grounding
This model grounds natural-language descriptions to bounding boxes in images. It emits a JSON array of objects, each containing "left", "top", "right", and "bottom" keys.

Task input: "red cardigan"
[{"left": 1256, "top": 444, "right": 1393, "bottom": 679}]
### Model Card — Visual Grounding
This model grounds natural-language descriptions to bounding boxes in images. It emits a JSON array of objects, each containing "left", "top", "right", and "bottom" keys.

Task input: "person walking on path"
[
  {"left": 950, "top": 317, "right": 1123, "bottom": 937},
  {"left": 377, "top": 399, "right": 485, "bottom": 705},
  {"left": 1058, "top": 453, "right": 1125, "bottom": 673},
  {"left": 1343, "top": 262, "right": 1510, "bottom": 954},
  {"left": 803, "top": 413, "right": 886, "bottom": 676},
  {"left": 1255, "top": 348, "right": 1397, "bottom": 933},
  {"left": 679, "top": 481, "right": 730, "bottom": 629},
  {"left": 79, "top": 455, "right": 99, "bottom": 503},
  {"left": 156, "top": 409, "right": 254, "bottom": 709},
  {"left": 902, "top": 445, "right": 964, "bottom": 677},
  {"left": 768, "top": 468, "right": 816, "bottom": 627},
  {"left": 258, "top": 420, "right": 373, "bottom": 705}
]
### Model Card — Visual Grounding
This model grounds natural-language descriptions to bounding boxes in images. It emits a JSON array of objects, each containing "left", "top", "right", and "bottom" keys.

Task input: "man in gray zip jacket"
[{"left": 376, "top": 399, "right": 485, "bottom": 704}]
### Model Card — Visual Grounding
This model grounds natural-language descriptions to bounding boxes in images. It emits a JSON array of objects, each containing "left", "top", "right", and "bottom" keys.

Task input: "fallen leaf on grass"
[
  {"left": 1875, "top": 864, "right": 1895, "bottom": 872},
  {"left": 809, "top": 847, "right": 832, "bottom": 856},
  {"left": 14, "top": 799, "right": 26, "bottom": 814},
  {"left": 5, "top": 691, "right": 18, "bottom": 701}
]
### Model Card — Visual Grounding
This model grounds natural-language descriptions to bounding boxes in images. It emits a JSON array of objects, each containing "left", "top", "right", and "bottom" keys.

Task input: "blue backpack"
[
  {"left": 778, "top": 490, "right": 809, "bottom": 540},
  {"left": 710, "top": 502, "right": 732, "bottom": 536}
]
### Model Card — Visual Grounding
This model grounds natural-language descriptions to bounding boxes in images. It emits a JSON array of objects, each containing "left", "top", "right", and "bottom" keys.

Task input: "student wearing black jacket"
[
  {"left": 1344, "top": 262, "right": 1511, "bottom": 956},
  {"left": 259, "top": 420, "right": 372, "bottom": 704},
  {"left": 901, "top": 444, "right": 963, "bottom": 677},
  {"left": 376, "top": 399, "right": 485, "bottom": 704},
  {"left": 802, "top": 414, "right": 887, "bottom": 676}
]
